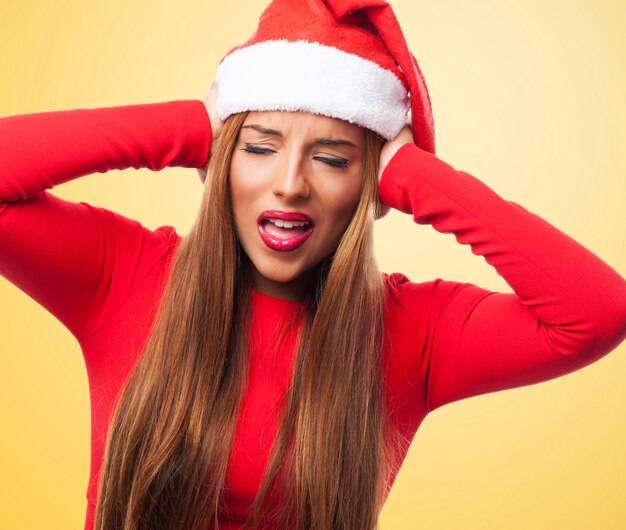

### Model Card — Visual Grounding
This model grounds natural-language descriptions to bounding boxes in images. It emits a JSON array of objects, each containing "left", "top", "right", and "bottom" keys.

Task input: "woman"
[{"left": 1, "top": 0, "right": 625, "bottom": 529}]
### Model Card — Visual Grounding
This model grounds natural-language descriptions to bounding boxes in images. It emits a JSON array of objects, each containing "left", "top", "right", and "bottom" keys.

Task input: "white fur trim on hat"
[{"left": 215, "top": 39, "right": 410, "bottom": 140}]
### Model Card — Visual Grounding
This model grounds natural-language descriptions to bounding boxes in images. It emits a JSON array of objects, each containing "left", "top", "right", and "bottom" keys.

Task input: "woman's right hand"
[{"left": 203, "top": 80, "right": 224, "bottom": 159}]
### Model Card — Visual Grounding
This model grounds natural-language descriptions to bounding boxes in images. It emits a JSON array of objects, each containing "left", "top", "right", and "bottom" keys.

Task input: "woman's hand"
[
  {"left": 203, "top": 80, "right": 224, "bottom": 158},
  {"left": 377, "top": 124, "right": 414, "bottom": 183}
]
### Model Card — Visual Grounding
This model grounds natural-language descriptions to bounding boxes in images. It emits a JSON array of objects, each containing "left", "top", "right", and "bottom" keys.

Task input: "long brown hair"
[{"left": 94, "top": 111, "right": 398, "bottom": 529}]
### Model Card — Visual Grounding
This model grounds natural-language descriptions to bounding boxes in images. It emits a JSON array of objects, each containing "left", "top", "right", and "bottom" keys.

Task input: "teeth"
[{"left": 267, "top": 218, "right": 309, "bottom": 228}]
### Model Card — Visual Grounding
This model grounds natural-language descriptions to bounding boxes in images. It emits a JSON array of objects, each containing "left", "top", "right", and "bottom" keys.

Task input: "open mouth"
[{"left": 257, "top": 211, "right": 314, "bottom": 251}]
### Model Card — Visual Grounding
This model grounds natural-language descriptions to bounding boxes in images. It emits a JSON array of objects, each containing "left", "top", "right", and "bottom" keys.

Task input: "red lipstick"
[{"left": 257, "top": 210, "right": 314, "bottom": 252}]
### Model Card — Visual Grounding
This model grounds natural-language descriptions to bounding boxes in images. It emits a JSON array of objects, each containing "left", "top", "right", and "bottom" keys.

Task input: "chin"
[
  {"left": 255, "top": 263, "right": 308, "bottom": 284},
  {"left": 246, "top": 249, "right": 324, "bottom": 288}
]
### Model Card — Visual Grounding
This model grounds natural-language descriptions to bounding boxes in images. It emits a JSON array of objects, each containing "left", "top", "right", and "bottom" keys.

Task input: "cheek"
[
  {"left": 228, "top": 165, "right": 255, "bottom": 240},
  {"left": 229, "top": 158, "right": 266, "bottom": 215},
  {"left": 320, "top": 172, "right": 364, "bottom": 224},
  {"left": 229, "top": 157, "right": 249, "bottom": 202}
]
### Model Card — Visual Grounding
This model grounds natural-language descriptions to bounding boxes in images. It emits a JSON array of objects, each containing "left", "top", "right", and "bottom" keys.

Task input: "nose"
[{"left": 271, "top": 153, "right": 310, "bottom": 202}]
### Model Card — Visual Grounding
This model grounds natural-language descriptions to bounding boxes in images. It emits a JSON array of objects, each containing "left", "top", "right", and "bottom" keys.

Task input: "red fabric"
[
  {"left": 1, "top": 100, "right": 625, "bottom": 529},
  {"left": 225, "top": 0, "right": 401, "bottom": 78}
]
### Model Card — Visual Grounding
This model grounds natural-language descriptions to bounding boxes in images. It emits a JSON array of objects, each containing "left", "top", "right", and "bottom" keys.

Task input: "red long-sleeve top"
[{"left": 1, "top": 100, "right": 625, "bottom": 529}]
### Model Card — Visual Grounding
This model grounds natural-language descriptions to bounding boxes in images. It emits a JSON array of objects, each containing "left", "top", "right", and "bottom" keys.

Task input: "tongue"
[{"left": 264, "top": 221, "right": 308, "bottom": 239}]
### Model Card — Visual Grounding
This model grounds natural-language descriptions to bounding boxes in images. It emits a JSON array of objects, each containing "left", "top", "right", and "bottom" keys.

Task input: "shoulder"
[
  {"left": 154, "top": 224, "right": 182, "bottom": 254},
  {"left": 86, "top": 202, "right": 181, "bottom": 264},
  {"left": 383, "top": 271, "right": 449, "bottom": 308},
  {"left": 82, "top": 209, "right": 182, "bottom": 338},
  {"left": 382, "top": 271, "right": 486, "bottom": 326}
]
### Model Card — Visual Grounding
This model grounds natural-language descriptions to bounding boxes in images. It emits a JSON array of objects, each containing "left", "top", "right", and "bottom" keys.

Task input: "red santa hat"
[{"left": 215, "top": 0, "right": 435, "bottom": 152}]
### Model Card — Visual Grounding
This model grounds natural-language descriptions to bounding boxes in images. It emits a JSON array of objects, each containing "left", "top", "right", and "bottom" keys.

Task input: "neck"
[{"left": 247, "top": 259, "right": 328, "bottom": 303}]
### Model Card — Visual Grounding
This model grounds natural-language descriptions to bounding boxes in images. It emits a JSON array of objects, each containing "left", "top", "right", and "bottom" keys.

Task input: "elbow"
[
  {"left": 559, "top": 286, "right": 626, "bottom": 361},
  {"left": 593, "top": 288, "right": 626, "bottom": 358}
]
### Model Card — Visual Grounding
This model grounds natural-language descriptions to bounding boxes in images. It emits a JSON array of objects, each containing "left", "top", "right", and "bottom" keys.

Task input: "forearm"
[{"left": 0, "top": 99, "right": 212, "bottom": 203}]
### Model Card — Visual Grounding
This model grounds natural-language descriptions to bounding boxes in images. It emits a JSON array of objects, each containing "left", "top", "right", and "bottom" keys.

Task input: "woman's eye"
[
  {"left": 240, "top": 144, "right": 348, "bottom": 168},
  {"left": 241, "top": 144, "right": 275, "bottom": 155},
  {"left": 314, "top": 156, "right": 350, "bottom": 168}
]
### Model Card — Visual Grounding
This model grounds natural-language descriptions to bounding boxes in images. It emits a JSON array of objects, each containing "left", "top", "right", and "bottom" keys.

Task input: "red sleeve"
[
  {"left": 0, "top": 100, "right": 212, "bottom": 341},
  {"left": 379, "top": 142, "right": 626, "bottom": 414}
]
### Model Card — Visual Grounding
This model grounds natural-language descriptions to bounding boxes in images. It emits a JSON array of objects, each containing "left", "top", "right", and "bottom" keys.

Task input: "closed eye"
[
  {"left": 241, "top": 144, "right": 349, "bottom": 168},
  {"left": 241, "top": 144, "right": 275, "bottom": 155},
  {"left": 314, "top": 156, "right": 349, "bottom": 168}
]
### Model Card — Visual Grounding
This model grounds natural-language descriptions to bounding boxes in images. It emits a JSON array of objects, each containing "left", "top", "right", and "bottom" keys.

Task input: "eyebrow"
[{"left": 241, "top": 124, "right": 357, "bottom": 147}]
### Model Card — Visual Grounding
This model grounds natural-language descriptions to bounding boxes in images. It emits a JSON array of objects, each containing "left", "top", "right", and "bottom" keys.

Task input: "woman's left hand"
[{"left": 377, "top": 125, "right": 414, "bottom": 183}]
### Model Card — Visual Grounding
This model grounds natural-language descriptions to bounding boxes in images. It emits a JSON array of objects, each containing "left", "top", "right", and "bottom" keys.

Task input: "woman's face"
[{"left": 229, "top": 111, "right": 365, "bottom": 301}]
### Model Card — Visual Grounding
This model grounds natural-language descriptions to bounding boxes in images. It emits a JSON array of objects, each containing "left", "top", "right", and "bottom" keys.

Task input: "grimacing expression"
[{"left": 229, "top": 111, "right": 365, "bottom": 300}]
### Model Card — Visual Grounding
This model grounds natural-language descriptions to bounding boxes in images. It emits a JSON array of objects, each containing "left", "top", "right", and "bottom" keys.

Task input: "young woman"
[{"left": 1, "top": 1, "right": 625, "bottom": 529}]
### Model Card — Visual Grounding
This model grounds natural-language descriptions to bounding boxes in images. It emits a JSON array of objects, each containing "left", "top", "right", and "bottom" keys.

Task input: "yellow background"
[{"left": 1, "top": 0, "right": 625, "bottom": 528}]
